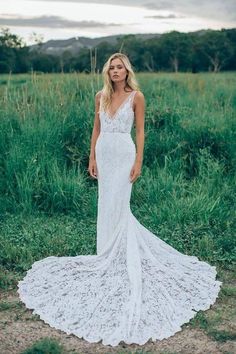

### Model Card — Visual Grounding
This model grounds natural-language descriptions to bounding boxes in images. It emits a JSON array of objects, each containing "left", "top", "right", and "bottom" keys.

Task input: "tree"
[
  {"left": 224, "top": 28, "right": 236, "bottom": 70},
  {"left": 0, "top": 27, "right": 235, "bottom": 74},
  {"left": 30, "top": 53, "right": 60, "bottom": 72},
  {"left": 143, "top": 37, "right": 163, "bottom": 71},
  {"left": 95, "top": 41, "right": 116, "bottom": 72},
  {"left": 198, "top": 30, "right": 233, "bottom": 72},
  {"left": 115, "top": 35, "right": 145, "bottom": 72},
  {"left": 158, "top": 31, "right": 193, "bottom": 72},
  {"left": 0, "top": 27, "right": 25, "bottom": 48},
  {"left": 28, "top": 32, "right": 44, "bottom": 53},
  {"left": 0, "top": 27, "right": 28, "bottom": 73}
]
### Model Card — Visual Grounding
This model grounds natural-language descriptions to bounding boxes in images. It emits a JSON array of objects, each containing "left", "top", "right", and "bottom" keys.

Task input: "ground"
[{"left": 0, "top": 267, "right": 235, "bottom": 354}]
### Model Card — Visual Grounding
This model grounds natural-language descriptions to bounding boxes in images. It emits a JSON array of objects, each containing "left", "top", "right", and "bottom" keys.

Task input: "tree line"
[{"left": 0, "top": 27, "right": 236, "bottom": 74}]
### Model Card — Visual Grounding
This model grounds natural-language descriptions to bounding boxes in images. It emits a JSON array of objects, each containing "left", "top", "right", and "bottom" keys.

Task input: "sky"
[{"left": 0, "top": 0, "right": 235, "bottom": 45}]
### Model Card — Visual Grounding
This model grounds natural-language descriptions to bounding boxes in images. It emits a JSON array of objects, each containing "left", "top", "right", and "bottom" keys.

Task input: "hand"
[
  {"left": 130, "top": 161, "right": 142, "bottom": 183},
  {"left": 88, "top": 157, "right": 98, "bottom": 179}
]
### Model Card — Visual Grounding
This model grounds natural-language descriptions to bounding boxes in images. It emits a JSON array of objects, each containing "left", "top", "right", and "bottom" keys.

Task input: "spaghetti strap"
[{"left": 130, "top": 90, "right": 137, "bottom": 110}]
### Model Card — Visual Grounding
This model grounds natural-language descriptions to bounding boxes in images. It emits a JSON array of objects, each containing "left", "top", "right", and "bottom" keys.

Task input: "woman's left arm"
[{"left": 129, "top": 91, "right": 145, "bottom": 183}]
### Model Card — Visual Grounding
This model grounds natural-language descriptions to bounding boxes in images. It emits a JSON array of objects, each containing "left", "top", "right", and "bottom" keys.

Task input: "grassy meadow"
[
  {"left": 0, "top": 71, "right": 235, "bottom": 274},
  {"left": 0, "top": 71, "right": 236, "bottom": 353}
]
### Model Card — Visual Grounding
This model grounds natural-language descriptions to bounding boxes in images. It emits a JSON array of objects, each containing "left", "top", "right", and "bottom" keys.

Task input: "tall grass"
[{"left": 0, "top": 71, "right": 235, "bottom": 269}]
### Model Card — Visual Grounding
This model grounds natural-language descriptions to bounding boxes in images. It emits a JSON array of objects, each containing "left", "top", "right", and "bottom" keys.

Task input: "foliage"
[
  {"left": 0, "top": 27, "right": 235, "bottom": 73},
  {"left": 20, "top": 337, "right": 65, "bottom": 354}
]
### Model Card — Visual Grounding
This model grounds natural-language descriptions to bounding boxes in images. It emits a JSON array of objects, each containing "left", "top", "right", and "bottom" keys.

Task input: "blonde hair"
[{"left": 100, "top": 52, "right": 140, "bottom": 113}]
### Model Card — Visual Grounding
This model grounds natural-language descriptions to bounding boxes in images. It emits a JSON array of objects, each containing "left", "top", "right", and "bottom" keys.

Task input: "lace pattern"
[{"left": 98, "top": 90, "right": 136, "bottom": 133}]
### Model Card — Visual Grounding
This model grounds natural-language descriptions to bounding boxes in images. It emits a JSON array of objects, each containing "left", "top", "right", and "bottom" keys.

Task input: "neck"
[{"left": 112, "top": 81, "right": 128, "bottom": 94}]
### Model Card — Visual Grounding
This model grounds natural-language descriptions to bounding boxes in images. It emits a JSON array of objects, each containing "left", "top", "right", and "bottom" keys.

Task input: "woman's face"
[{"left": 108, "top": 58, "right": 128, "bottom": 83}]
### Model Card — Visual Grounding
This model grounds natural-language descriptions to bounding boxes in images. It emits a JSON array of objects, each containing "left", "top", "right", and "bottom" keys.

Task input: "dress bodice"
[{"left": 99, "top": 91, "right": 137, "bottom": 133}]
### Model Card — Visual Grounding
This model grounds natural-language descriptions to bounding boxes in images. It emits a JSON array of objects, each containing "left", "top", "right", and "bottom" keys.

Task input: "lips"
[{"left": 113, "top": 75, "right": 119, "bottom": 77}]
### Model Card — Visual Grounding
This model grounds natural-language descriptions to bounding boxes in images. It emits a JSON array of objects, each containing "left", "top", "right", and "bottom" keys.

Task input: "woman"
[
  {"left": 17, "top": 53, "right": 222, "bottom": 347},
  {"left": 88, "top": 53, "right": 145, "bottom": 255},
  {"left": 88, "top": 53, "right": 144, "bottom": 185}
]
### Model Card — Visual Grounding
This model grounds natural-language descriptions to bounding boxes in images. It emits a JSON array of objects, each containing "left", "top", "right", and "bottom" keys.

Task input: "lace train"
[{"left": 17, "top": 208, "right": 222, "bottom": 346}]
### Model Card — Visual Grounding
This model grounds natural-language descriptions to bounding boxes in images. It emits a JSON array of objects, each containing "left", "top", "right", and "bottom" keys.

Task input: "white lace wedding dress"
[{"left": 17, "top": 90, "right": 222, "bottom": 347}]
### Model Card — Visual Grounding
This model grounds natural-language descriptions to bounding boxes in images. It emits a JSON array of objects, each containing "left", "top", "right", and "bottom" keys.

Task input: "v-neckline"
[{"left": 106, "top": 91, "right": 135, "bottom": 120}]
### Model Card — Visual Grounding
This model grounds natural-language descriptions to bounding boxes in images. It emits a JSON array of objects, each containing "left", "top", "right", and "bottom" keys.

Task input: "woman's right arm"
[{"left": 88, "top": 91, "right": 101, "bottom": 178}]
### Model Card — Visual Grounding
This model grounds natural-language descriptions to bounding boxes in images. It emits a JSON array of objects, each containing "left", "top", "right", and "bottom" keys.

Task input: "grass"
[
  {"left": 20, "top": 338, "right": 65, "bottom": 354},
  {"left": 20, "top": 335, "right": 178, "bottom": 354},
  {"left": 0, "top": 71, "right": 235, "bottom": 275},
  {"left": 189, "top": 267, "right": 236, "bottom": 342}
]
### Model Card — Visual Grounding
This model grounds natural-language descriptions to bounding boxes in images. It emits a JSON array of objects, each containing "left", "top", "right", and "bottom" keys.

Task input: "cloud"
[
  {"left": 144, "top": 1, "right": 174, "bottom": 10},
  {"left": 144, "top": 14, "right": 185, "bottom": 19},
  {"left": 26, "top": 0, "right": 236, "bottom": 22},
  {"left": 0, "top": 15, "right": 120, "bottom": 28},
  {"left": 144, "top": 0, "right": 236, "bottom": 22}
]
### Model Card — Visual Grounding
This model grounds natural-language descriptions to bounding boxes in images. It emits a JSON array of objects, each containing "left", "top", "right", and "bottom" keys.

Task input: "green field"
[
  {"left": 0, "top": 71, "right": 235, "bottom": 273},
  {"left": 0, "top": 71, "right": 235, "bottom": 353}
]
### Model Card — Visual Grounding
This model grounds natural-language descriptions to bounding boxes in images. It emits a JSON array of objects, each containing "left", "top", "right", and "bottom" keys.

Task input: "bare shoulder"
[
  {"left": 95, "top": 90, "right": 103, "bottom": 100},
  {"left": 135, "top": 90, "right": 144, "bottom": 98},
  {"left": 134, "top": 90, "right": 145, "bottom": 103},
  {"left": 134, "top": 90, "right": 145, "bottom": 109},
  {"left": 94, "top": 91, "right": 102, "bottom": 108}
]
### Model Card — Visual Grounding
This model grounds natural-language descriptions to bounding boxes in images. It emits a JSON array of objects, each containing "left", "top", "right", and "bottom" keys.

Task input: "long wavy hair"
[{"left": 99, "top": 53, "right": 140, "bottom": 113}]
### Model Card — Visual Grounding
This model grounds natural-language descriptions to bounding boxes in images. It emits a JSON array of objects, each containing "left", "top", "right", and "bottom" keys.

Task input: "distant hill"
[
  {"left": 28, "top": 33, "right": 162, "bottom": 56},
  {"left": 28, "top": 29, "right": 217, "bottom": 57}
]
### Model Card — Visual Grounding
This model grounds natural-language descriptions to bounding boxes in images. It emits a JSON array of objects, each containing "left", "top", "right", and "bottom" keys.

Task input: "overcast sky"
[{"left": 0, "top": 0, "right": 235, "bottom": 45}]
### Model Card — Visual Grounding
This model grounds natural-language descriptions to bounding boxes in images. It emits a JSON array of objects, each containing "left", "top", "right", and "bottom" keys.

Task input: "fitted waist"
[{"left": 100, "top": 131, "right": 131, "bottom": 134}]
